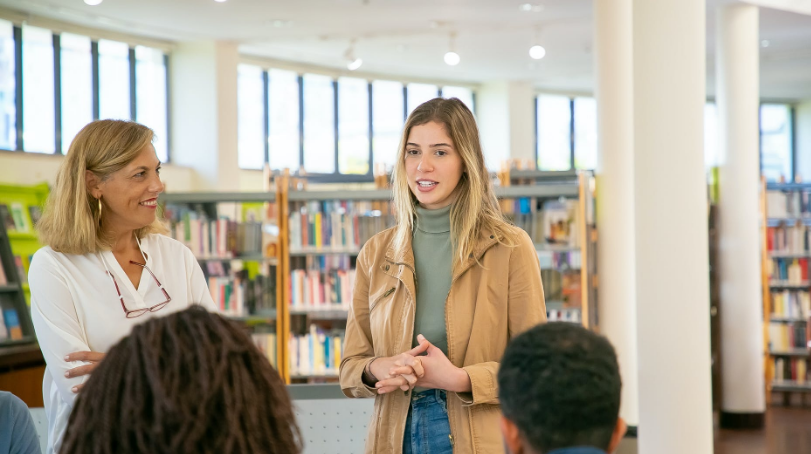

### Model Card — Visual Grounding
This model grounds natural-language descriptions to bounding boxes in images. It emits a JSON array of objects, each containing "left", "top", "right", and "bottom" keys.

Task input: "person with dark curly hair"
[
  {"left": 60, "top": 306, "right": 302, "bottom": 454},
  {"left": 498, "top": 323, "right": 627, "bottom": 454}
]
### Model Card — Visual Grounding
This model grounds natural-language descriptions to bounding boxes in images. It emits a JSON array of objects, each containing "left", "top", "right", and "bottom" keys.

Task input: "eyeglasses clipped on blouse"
[{"left": 106, "top": 261, "right": 172, "bottom": 318}]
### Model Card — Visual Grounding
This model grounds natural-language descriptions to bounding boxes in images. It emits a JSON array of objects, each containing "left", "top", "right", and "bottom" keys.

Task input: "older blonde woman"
[
  {"left": 30, "top": 120, "right": 217, "bottom": 454},
  {"left": 340, "top": 98, "right": 547, "bottom": 454}
]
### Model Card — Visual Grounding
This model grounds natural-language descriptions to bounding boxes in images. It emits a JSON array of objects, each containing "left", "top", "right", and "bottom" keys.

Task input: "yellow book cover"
[
  {"left": 333, "top": 337, "right": 342, "bottom": 369},
  {"left": 315, "top": 213, "right": 323, "bottom": 248}
]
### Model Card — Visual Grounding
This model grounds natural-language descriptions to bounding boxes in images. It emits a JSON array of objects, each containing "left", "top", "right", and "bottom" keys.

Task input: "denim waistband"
[{"left": 411, "top": 389, "right": 446, "bottom": 406}]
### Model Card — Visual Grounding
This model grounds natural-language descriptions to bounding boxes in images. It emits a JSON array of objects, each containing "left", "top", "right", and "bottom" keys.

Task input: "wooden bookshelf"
[{"left": 0, "top": 221, "right": 37, "bottom": 352}]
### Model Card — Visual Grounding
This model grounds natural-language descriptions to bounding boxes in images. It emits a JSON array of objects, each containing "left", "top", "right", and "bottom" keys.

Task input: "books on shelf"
[
  {"left": 768, "top": 258, "right": 809, "bottom": 284},
  {"left": 767, "top": 224, "right": 809, "bottom": 255},
  {"left": 547, "top": 309, "right": 581, "bottom": 323},
  {"left": 1, "top": 308, "right": 22, "bottom": 340},
  {"left": 289, "top": 200, "right": 395, "bottom": 251},
  {"left": 773, "top": 358, "right": 809, "bottom": 383},
  {"left": 251, "top": 332, "right": 277, "bottom": 369},
  {"left": 767, "top": 189, "right": 811, "bottom": 219},
  {"left": 0, "top": 258, "right": 6, "bottom": 285},
  {"left": 289, "top": 324, "right": 344, "bottom": 377},
  {"left": 205, "top": 260, "right": 276, "bottom": 317},
  {"left": 503, "top": 198, "right": 581, "bottom": 248},
  {"left": 537, "top": 249, "right": 582, "bottom": 271},
  {"left": 771, "top": 290, "right": 811, "bottom": 319},
  {"left": 769, "top": 323, "right": 809, "bottom": 351},
  {"left": 289, "top": 255, "right": 354, "bottom": 309}
]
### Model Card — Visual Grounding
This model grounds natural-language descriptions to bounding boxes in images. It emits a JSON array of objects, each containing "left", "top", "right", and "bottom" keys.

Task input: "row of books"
[
  {"left": 537, "top": 250, "right": 582, "bottom": 271},
  {"left": 769, "top": 323, "right": 810, "bottom": 351},
  {"left": 0, "top": 307, "right": 22, "bottom": 340},
  {"left": 768, "top": 258, "right": 809, "bottom": 284},
  {"left": 205, "top": 261, "right": 276, "bottom": 317},
  {"left": 767, "top": 224, "right": 810, "bottom": 255},
  {"left": 289, "top": 325, "right": 344, "bottom": 376},
  {"left": 251, "top": 332, "right": 278, "bottom": 369},
  {"left": 170, "top": 216, "right": 261, "bottom": 259},
  {"left": 289, "top": 268, "right": 356, "bottom": 309},
  {"left": 0, "top": 255, "right": 29, "bottom": 286},
  {"left": 773, "top": 358, "right": 809, "bottom": 383},
  {"left": 0, "top": 202, "right": 41, "bottom": 234},
  {"left": 767, "top": 189, "right": 811, "bottom": 219},
  {"left": 504, "top": 199, "right": 581, "bottom": 247},
  {"left": 289, "top": 201, "right": 395, "bottom": 251},
  {"left": 548, "top": 309, "right": 581, "bottom": 323},
  {"left": 771, "top": 290, "right": 811, "bottom": 319}
]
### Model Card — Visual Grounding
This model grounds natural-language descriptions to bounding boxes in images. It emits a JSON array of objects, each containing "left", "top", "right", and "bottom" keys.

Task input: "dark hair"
[
  {"left": 498, "top": 323, "right": 621, "bottom": 453},
  {"left": 61, "top": 306, "right": 302, "bottom": 454}
]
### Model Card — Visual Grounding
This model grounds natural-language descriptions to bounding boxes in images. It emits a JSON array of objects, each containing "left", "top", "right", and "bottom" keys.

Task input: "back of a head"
[
  {"left": 498, "top": 323, "right": 622, "bottom": 453},
  {"left": 61, "top": 306, "right": 302, "bottom": 454}
]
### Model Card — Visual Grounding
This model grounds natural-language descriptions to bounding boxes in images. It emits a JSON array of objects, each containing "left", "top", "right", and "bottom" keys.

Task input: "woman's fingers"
[
  {"left": 65, "top": 351, "right": 105, "bottom": 362},
  {"left": 71, "top": 383, "right": 85, "bottom": 393},
  {"left": 65, "top": 363, "right": 97, "bottom": 379}
]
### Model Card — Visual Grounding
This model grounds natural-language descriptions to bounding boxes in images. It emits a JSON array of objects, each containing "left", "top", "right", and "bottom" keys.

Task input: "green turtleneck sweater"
[{"left": 412, "top": 204, "right": 452, "bottom": 356}]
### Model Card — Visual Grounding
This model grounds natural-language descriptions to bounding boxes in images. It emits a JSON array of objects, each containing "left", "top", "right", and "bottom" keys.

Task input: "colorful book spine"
[{"left": 289, "top": 325, "right": 345, "bottom": 376}]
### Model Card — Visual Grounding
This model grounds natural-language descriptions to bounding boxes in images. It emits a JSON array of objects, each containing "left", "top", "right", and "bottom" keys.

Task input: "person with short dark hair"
[
  {"left": 498, "top": 323, "right": 627, "bottom": 454},
  {"left": 60, "top": 306, "right": 302, "bottom": 454},
  {"left": 0, "top": 391, "right": 40, "bottom": 454}
]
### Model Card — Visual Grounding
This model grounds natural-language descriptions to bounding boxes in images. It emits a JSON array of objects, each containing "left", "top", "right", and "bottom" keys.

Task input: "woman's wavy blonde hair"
[
  {"left": 37, "top": 120, "right": 167, "bottom": 255},
  {"left": 390, "top": 97, "right": 514, "bottom": 271}
]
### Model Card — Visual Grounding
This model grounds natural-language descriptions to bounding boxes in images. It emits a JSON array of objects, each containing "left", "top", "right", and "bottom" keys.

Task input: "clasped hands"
[{"left": 369, "top": 334, "right": 471, "bottom": 394}]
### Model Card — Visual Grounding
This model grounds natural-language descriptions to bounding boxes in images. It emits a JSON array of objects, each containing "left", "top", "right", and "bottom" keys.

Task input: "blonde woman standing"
[
  {"left": 29, "top": 120, "right": 217, "bottom": 454},
  {"left": 340, "top": 98, "right": 546, "bottom": 453}
]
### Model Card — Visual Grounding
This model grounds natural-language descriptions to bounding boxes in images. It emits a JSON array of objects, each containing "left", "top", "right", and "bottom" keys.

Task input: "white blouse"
[{"left": 28, "top": 234, "right": 217, "bottom": 454}]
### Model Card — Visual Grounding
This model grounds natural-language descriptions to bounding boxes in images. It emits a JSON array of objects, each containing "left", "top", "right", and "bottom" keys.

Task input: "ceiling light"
[
  {"left": 84, "top": 0, "right": 103, "bottom": 5},
  {"left": 214, "top": 0, "right": 227, "bottom": 3},
  {"left": 444, "top": 32, "right": 460, "bottom": 66},
  {"left": 761, "top": 39, "right": 770, "bottom": 48},
  {"left": 345, "top": 40, "right": 363, "bottom": 71},
  {"left": 529, "top": 45, "right": 546, "bottom": 59},
  {"left": 520, "top": 3, "right": 544, "bottom": 12}
]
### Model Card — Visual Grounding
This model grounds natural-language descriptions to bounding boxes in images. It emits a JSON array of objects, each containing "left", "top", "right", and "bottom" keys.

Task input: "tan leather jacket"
[{"left": 339, "top": 222, "right": 546, "bottom": 454}]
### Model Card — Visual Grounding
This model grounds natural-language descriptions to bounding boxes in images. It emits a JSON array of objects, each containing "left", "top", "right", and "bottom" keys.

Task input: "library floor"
[{"left": 714, "top": 407, "right": 811, "bottom": 454}]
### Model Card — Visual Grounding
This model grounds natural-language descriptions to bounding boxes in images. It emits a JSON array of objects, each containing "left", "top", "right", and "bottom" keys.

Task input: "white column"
[
  {"left": 170, "top": 41, "right": 240, "bottom": 191},
  {"left": 633, "top": 0, "right": 714, "bottom": 452},
  {"left": 796, "top": 100, "right": 811, "bottom": 182},
  {"left": 716, "top": 4, "right": 765, "bottom": 426},
  {"left": 477, "top": 81, "right": 535, "bottom": 171},
  {"left": 593, "top": 0, "right": 639, "bottom": 428}
]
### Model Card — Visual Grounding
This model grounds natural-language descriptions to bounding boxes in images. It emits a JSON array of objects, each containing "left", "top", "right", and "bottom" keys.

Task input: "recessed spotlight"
[
  {"left": 84, "top": 0, "right": 103, "bottom": 5},
  {"left": 761, "top": 39, "right": 770, "bottom": 48},
  {"left": 444, "top": 51, "right": 460, "bottom": 66},
  {"left": 520, "top": 3, "right": 544, "bottom": 12},
  {"left": 347, "top": 58, "right": 363, "bottom": 71},
  {"left": 529, "top": 45, "right": 546, "bottom": 59},
  {"left": 214, "top": 0, "right": 227, "bottom": 3}
]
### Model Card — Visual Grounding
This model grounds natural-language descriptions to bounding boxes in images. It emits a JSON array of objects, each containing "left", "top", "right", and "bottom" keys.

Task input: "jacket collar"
[{"left": 384, "top": 223, "right": 500, "bottom": 274}]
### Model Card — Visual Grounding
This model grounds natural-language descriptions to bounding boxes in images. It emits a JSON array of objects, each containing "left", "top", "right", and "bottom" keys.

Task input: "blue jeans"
[{"left": 402, "top": 389, "right": 454, "bottom": 454}]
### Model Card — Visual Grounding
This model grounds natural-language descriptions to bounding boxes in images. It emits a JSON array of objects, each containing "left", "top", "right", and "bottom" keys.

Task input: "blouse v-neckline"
[{"left": 100, "top": 236, "right": 152, "bottom": 299}]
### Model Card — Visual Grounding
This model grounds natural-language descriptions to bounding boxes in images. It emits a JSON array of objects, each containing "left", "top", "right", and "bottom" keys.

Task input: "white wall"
[{"left": 477, "top": 81, "right": 537, "bottom": 172}]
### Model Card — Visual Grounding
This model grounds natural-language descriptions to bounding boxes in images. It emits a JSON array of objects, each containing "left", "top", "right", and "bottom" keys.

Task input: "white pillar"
[
  {"left": 716, "top": 4, "right": 765, "bottom": 428},
  {"left": 477, "top": 81, "right": 535, "bottom": 171},
  {"left": 593, "top": 0, "right": 639, "bottom": 428},
  {"left": 170, "top": 41, "right": 240, "bottom": 191},
  {"left": 633, "top": 0, "right": 714, "bottom": 452},
  {"left": 796, "top": 100, "right": 811, "bottom": 182}
]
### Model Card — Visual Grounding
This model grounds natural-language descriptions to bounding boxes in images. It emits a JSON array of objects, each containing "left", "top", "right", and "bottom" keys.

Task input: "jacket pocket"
[{"left": 370, "top": 287, "right": 395, "bottom": 313}]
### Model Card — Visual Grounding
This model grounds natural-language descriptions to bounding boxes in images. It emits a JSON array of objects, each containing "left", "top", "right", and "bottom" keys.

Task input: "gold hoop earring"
[{"left": 96, "top": 198, "right": 102, "bottom": 225}]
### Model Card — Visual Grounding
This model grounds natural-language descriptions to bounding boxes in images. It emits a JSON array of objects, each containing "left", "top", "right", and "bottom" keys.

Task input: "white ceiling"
[{"left": 4, "top": 0, "right": 811, "bottom": 100}]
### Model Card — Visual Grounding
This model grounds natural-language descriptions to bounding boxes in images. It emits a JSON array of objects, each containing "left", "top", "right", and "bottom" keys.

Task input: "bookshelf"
[
  {"left": 761, "top": 179, "right": 811, "bottom": 404},
  {"left": 0, "top": 219, "right": 36, "bottom": 348},
  {"left": 0, "top": 183, "right": 50, "bottom": 304},
  {"left": 160, "top": 169, "right": 598, "bottom": 385}
]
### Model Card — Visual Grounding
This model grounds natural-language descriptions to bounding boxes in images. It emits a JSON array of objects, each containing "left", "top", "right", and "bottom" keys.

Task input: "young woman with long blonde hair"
[{"left": 340, "top": 98, "right": 546, "bottom": 453}]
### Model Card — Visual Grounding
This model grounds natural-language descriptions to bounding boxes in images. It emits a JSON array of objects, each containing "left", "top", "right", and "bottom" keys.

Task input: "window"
[
  {"left": 60, "top": 33, "right": 92, "bottom": 154},
  {"left": 0, "top": 20, "right": 15, "bottom": 150},
  {"left": 573, "top": 97, "right": 596, "bottom": 170},
  {"left": 407, "top": 83, "right": 438, "bottom": 116},
  {"left": 441, "top": 86, "right": 474, "bottom": 113},
  {"left": 98, "top": 39, "right": 130, "bottom": 121},
  {"left": 704, "top": 103, "right": 718, "bottom": 169},
  {"left": 135, "top": 46, "right": 168, "bottom": 162},
  {"left": 372, "top": 80, "right": 404, "bottom": 172},
  {"left": 760, "top": 104, "right": 793, "bottom": 182},
  {"left": 537, "top": 95, "right": 572, "bottom": 171},
  {"left": 268, "top": 69, "right": 300, "bottom": 171},
  {"left": 337, "top": 77, "right": 369, "bottom": 175},
  {"left": 237, "top": 64, "right": 265, "bottom": 170},
  {"left": 302, "top": 74, "right": 335, "bottom": 174},
  {"left": 22, "top": 25, "right": 55, "bottom": 154}
]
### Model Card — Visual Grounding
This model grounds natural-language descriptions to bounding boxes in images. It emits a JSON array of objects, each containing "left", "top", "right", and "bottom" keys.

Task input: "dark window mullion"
[
  {"left": 53, "top": 33, "right": 62, "bottom": 154},
  {"left": 129, "top": 47, "right": 136, "bottom": 120},
  {"left": 263, "top": 70, "right": 270, "bottom": 165},
  {"left": 402, "top": 85, "right": 408, "bottom": 122},
  {"left": 438, "top": 86, "right": 443, "bottom": 98},
  {"left": 14, "top": 25, "right": 22, "bottom": 151},
  {"left": 91, "top": 41, "right": 99, "bottom": 120},
  {"left": 334, "top": 79, "right": 339, "bottom": 175},
  {"left": 790, "top": 105, "right": 797, "bottom": 183},
  {"left": 367, "top": 81, "right": 373, "bottom": 176},
  {"left": 298, "top": 74, "right": 304, "bottom": 171},
  {"left": 569, "top": 98, "right": 575, "bottom": 171}
]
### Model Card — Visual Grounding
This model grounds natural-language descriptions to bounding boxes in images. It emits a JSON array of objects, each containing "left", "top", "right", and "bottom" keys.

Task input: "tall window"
[
  {"left": 337, "top": 77, "right": 369, "bottom": 175},
  {"left": 441, "top": 86, "right": 474, "bottom": 113},
  {"left": 22, "top": 25, "right": 55, "bottom": 154},
  {"left": 237, "top": 64, "right": 265, "bottom": 170},
  {"left": 407, "top": 83, "right": 438, "bottom": 116},
  {"left": 135, "top": 46, "right": 168, "bottom": 162},
  {"left": 573, "top": 97, "right": 596, "bottom": 170},
  {"left": 60, "top": 33, "right": 92, "bottom": 154},
  {"left": 302, "top": 74, "right": 335, "bottom": 174},
  {"left": 372, "top": 80, "right": 404, "bottom": 172},
  {"left": 268, "top": 69, "right": 300, "bottom": 171},
  {"left": 0, "top": 20, "right": 15, "bottom": 150},
  {"left": 760, "top": 104, "right": 793, "bottom": 182},
  {"left": 98, "top": 39, "right": 130, "bottom": 120},
  {"left": 704, "top": 103, "right": 718, "bottom": 169},
  {"left": 536, "top": 95, "right": 572, "bottom": 171}
]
